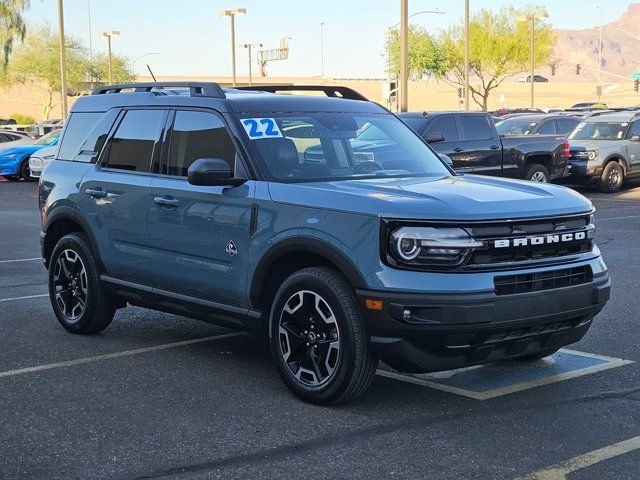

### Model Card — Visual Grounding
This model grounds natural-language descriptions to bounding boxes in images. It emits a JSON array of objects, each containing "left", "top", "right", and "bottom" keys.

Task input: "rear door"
[
  {"left": 456, "top": 114, "right": 502, "bottom": 175},
  {"left": 146, "top": 109, "right": 254, "bottom": 306},
  {"left": 625, "top": 120, "right": 640, "bottom": 174},
  {"left": 77, "top": 109, "right": 167, "bottom": 282}
]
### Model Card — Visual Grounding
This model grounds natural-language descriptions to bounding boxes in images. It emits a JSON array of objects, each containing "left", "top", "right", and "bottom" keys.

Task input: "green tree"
[
  {"left": 440, "top": 6, "right": 555, "bottom": 110},
  {"left": 386, "top": 25, "right": 448, "bottom": 80},
  {"left": 0, "top": 25, "right": 133, "bottom": 119},
  {"left": 87, "top": 52, "right": 135, "bottom": 85},
  {"left": 0, "top": 0, "right": 30, "bottom": 68}
]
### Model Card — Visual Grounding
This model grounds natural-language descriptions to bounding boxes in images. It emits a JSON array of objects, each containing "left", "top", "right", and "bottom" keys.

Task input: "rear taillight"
[{"left": 563, "top": 142, "right": 570, "bottom": 159}]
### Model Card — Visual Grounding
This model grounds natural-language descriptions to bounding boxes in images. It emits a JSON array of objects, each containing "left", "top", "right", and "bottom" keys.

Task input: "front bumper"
[{"left": 357, "top": 268, "right": 610, "bottom": 373}]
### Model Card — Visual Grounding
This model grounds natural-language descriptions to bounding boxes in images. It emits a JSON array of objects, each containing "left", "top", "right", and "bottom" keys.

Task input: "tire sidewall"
[
  {"left": 48, "top": 234, "right": 101, "bottom": 332},
  {"left": 269, "top": 270, "right": 360, "bottom": 403},
  {"left": 526, "top": 164, "right": 549, "bottom": 183},
  {"left": 600, "top": 162, "right": 623, "bottom": 193}
]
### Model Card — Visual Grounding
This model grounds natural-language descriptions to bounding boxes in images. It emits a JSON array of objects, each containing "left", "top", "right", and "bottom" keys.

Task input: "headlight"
[
  {"left": 587, "top": 150, "right": 598, "bottom": 161},
  {"left": 388, "top": 226, "right": 485, "bottom": 268},
  {"left": 29, "top": 158, "right": 43, "bottom": 167}
]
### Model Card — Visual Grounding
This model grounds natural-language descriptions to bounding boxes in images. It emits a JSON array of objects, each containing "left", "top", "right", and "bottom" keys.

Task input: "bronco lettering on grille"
[{"left": 494, "top": 231, "right": 586, "bottom": 248}]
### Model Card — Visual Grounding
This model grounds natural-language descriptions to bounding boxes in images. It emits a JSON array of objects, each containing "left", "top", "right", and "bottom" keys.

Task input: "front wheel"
[
  {"left": 48, "top": 233, "right": 116, "bottom": 334},
  {"left": 19, "top": 159, "right": 37, "bottom": 182},
  {"left": 599, "top": 161, "right": 624, "bottom": 193},
  {"left": 270, "top": 267, "right": 378, "bottom": 405},
  {"left": 525, "top": 164, "right": 550, "bottom": 183}
]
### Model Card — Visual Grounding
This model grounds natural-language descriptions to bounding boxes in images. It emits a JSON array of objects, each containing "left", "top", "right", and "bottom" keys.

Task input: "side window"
[
  {"left": 425, "top": 116, "right": 459, "bottom": 142},
  {"left": 459, "top": 115, "right": 493, "bottom": 141},
  {"left": 57, "top": 112, "right": 104, "bottom": 161},
  {"left": 556, "top": 119, "right": 579, "bottom": 135},
  {"left": 167, "top": 111, "right": 236, "bottom": 176},
  {"left": 536, "top": 120, "right": 556, "bottom": 134},
  {"left": 628, "top": 121, "right": 640, "bottom": 138},
  {"left": 103, "top": 110, "right": 165, "bottom": 172}
]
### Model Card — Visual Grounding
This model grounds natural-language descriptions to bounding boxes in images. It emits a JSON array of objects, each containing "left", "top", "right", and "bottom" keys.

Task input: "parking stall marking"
[
  {"left": 0, "top": 293, "right": 49, "bottom": 303},
  {"left": 596, "top": 214, "right": 640, "bottom": 222},
  {"left": 516, "top": 435, "right": 640, "bottom": 480},
  {"left": 0, "top": 332, "right": 245, "bottom": 379},
  {"left": 377, "top": 349, "right": 633, "bottom": 400},
  {"left": 0, "top": 257, "right": 41, "bottom": 264}
]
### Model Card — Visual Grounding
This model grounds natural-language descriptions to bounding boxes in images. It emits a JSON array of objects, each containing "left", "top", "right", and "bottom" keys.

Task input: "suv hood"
[{"left": 268, "top": 175, "right": 592, "bottom": 220}]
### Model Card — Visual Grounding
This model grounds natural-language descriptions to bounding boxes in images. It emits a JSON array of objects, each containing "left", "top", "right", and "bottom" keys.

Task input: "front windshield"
[
  {"left": 496, "top": 118, "right": 538, "bottom": 135},
  {"left": 240, "top": 113, "right": 450, "bottom": 182},
  {"left": 35, "top": 129, "right": 60, "bottom": 145},
  {"left": 569, "top": 122, "right": 627, "bottom": 140}
]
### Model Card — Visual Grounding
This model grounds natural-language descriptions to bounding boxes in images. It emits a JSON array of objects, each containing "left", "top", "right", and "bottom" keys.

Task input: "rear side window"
[
  {"left": 460, "top": 115, "right": 493, "bottom": 141},
  {"left": 536, "top": 120, "right": 555, "bottom": 134},
  {"left": 167, "top": 110, "right": 236, "bottom": 176},
  {"left": 57, "top": 113, "right": 103, "bottom": 160},
  {"left": 425, "top": 116, "right": 459, "bottom": 142},
  {"left": 103, "top": 110, "right": 166, "bottom": 172},
  {"left": 555, "top": 118, "right": 579, "bottom": 135}
]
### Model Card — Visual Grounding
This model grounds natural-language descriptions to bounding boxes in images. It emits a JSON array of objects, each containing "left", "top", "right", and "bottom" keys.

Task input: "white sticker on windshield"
[{"left": 241, "top": 118, "right": 283, "bottom": 139}]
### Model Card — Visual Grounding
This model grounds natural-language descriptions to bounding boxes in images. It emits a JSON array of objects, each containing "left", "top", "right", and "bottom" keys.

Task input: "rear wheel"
[
  {"left": 19, "top": 159, "right": 37, "bottom": 182},
  {"left": 270, "top": 267, "right": 378, "bottom": 405},
  {"left": 599, "top": 161, "right": 624, "bottom": 193},
  {"left": 48, "top": 233, "right": 116, "bottom": 334},
  {"left": 525, "top": 163, "right": 550, "bottom": 183}
]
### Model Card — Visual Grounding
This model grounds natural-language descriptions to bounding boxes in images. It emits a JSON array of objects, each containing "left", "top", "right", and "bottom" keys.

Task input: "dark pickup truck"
[{"left": 398, "top": 111, "right": 569, "bottom": 183}]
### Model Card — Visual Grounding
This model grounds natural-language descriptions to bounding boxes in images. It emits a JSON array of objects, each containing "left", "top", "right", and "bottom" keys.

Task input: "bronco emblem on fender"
[{"left": 226, "top": 241, "right": 238, "bottom": 256}]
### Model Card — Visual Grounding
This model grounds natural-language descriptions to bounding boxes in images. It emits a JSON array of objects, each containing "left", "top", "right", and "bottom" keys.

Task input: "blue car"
[{"left": 0, "top": 129, "right": 61, "bottom": 181}]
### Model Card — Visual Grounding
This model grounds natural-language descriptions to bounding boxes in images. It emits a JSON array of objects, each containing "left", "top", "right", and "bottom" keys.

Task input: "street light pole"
[
  {"left": 399, "top": 0, "right": 408, "bottom": 112},
  {"left": 517, "top": 12, "right": 548, "bottom": 109},
  {"left": 57, "top": 0, "right": 68, "bottom": 118},
  {"left": 238, "top": 43, "right": 262, "bottom": 86},
  {"left": 320, "top": 22, "right": 325, "bottom": 77},
  {"left": 219, "top": 8, "right": 247, "bottom": 87},
  {"left": 101, "top": 31, "right": 120, "bottom": 84},
  {"left": 464, "top": 0, "right": 470, "bottom": 110}
]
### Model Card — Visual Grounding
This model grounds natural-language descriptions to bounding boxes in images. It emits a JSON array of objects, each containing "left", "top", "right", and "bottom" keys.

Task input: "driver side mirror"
[
  {"left": 424, "top": 133, "right": 445, "bottom": 143},
  {"left": 187, "top": 158, "right": 246, "bottom": 187},
  {"left": 439, "top": 154, "right": 453, "bottom": 166},
  {"left": 630, "top": 135, "right": 640, "bottom": 142}
]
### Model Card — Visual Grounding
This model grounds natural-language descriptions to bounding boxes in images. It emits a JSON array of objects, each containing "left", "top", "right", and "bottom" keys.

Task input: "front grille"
[
  {"left": 494, "top": 265, "right": 592, "bottom": 296},
  {"left": 465, "top": 214, "right": 593, "bottom": 267},
  {"left": 444, "top": 317, "right": 586, "bottom": 348}
]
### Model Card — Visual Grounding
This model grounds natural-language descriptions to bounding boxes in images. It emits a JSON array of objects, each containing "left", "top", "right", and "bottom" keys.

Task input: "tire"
[
  {"left": 48, "top": 233, "right": 115, "bottom": 334},
  {"left": 599, "top": 161, "right": 624, "bottom": 193},
  {"left": 19, "top": 159, "right": 37, "bottom": 182},
  {"left": 525, "top": 163, "right": 550, "bottom": 183},
  {"left": 516, "top": 347, "right": 561, "bottom": 362},
  {"left": 2, "top": 175, "right": 19, "bottom": 181},
  {"left": 270, "top": 267, "right": 378, "bottom": 405}
]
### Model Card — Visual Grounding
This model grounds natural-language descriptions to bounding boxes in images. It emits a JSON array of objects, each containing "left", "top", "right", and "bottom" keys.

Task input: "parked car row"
[{"left": 0, "top": 129, "right": 61, "bottom": 181}]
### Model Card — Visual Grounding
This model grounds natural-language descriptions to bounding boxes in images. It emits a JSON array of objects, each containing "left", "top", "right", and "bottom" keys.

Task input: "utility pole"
[
  {"left": 238, "top": 43, "right": 262, "bottom": 86},
  {"left": 464, "top": 0, "right": 469, "bottom": 110},
  {"left": 219, "top": 9, "right": 247, "bottom": 87},
  {"left": 399, "top": 0, "right": 408, "bottom": 112},
  {"left": 320, "top": 22, "right": 325, "bottom": 77},
  {"left": 57, "top": 0, "right": 68, "bottom": 118},
  {"left": 518, "top": 12, "right": 548, "bottom": 109}
]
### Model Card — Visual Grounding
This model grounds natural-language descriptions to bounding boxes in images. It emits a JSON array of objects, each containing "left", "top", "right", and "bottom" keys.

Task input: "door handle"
[
  {"left": 453, "top": 147, "right": 464, "bottom": 153},
  {"left": 85, "top": 187, "right": 108, "bottom": 199},
  {"left": 490, "top": 145, "right": 500, "bottom": 150},
  {"left": 154, "top": 196, "right": 180, "bottom": 208}
]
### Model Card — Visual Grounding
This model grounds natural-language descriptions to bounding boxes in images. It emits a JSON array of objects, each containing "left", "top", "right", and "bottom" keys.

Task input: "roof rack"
[
  {"left": 92, "top": 82, "right": 226, "bottom": 98},
  {"left": 233, "top": 85, "right": 368, "bottom": 101}
]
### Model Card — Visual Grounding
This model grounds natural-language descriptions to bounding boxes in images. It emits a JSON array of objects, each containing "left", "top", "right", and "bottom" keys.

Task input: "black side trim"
[{"left": 249, "top": 204, "right": 259, "bottom": 236}]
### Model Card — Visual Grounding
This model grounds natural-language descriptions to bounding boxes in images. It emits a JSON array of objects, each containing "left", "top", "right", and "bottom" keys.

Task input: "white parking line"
[
  {"left": 597, "top": 214, "right": 640, "bottom": 222},
  {"left": 516, "top": 435, "right": 640, "bottom": 479},
  {"left": 0, "top": 293, "right": 49, "bottom": 303},
  {"left": 0, "top": 257, "right": 41, "bottom": 264},
  {"left": 0, "top": 332, "right": 245, "bottom": 379}
]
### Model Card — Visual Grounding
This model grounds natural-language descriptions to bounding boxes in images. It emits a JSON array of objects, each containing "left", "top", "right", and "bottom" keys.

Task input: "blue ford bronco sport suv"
[{"left": 39, "top": 82, "right": 610, "bottom": 404}]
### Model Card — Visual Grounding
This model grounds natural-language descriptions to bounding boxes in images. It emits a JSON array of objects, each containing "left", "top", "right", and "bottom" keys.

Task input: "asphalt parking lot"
[{"left": 1, "top": 180, "right": 639, "bottom": 480}]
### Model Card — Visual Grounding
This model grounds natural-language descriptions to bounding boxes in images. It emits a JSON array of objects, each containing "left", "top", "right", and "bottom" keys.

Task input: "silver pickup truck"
[{"left": 567, "top": 111, "right": 640, "bottom": 193}]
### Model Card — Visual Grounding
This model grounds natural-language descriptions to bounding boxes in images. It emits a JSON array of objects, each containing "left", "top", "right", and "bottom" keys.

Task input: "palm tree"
[{"left": 0, "top": 0, "right": 29, "bottom": 68}]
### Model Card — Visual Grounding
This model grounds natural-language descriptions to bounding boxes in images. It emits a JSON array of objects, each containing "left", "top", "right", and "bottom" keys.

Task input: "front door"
[
  {"left": 625, "top": 120, "right": 640, "bottom": 175},
  {"left": 77, "top": 108, "right": 167, "bottom": 282},
  {"left": 422, "top": 115, "right": 465, "bottom": 166},
  {"left": 146, "top": 109, "right": 254, "bottom": 306}
]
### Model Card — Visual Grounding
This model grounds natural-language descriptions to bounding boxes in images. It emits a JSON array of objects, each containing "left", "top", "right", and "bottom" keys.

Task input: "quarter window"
[
  {"left": 103, "top": 110, "right": 165, "bottom": 172},
  {"left": 167, "top": 111, "right": 236, "bottom": 176},
  {"left": 57, "top": 112, "right": 104, "bottom": 161}
]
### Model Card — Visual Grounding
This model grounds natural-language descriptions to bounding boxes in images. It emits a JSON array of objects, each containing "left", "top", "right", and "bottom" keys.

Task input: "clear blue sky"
[{"left": 26, "top": 0, "right": 633, "bottom": 78}]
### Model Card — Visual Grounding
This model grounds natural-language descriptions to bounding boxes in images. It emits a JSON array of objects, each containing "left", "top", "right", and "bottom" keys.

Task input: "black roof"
[
  {"left": 73, "top": 82, "right": 385, "bottom": 115},
  {"left": 495, "top": 114, "right": 582, "bottom": 123}
]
